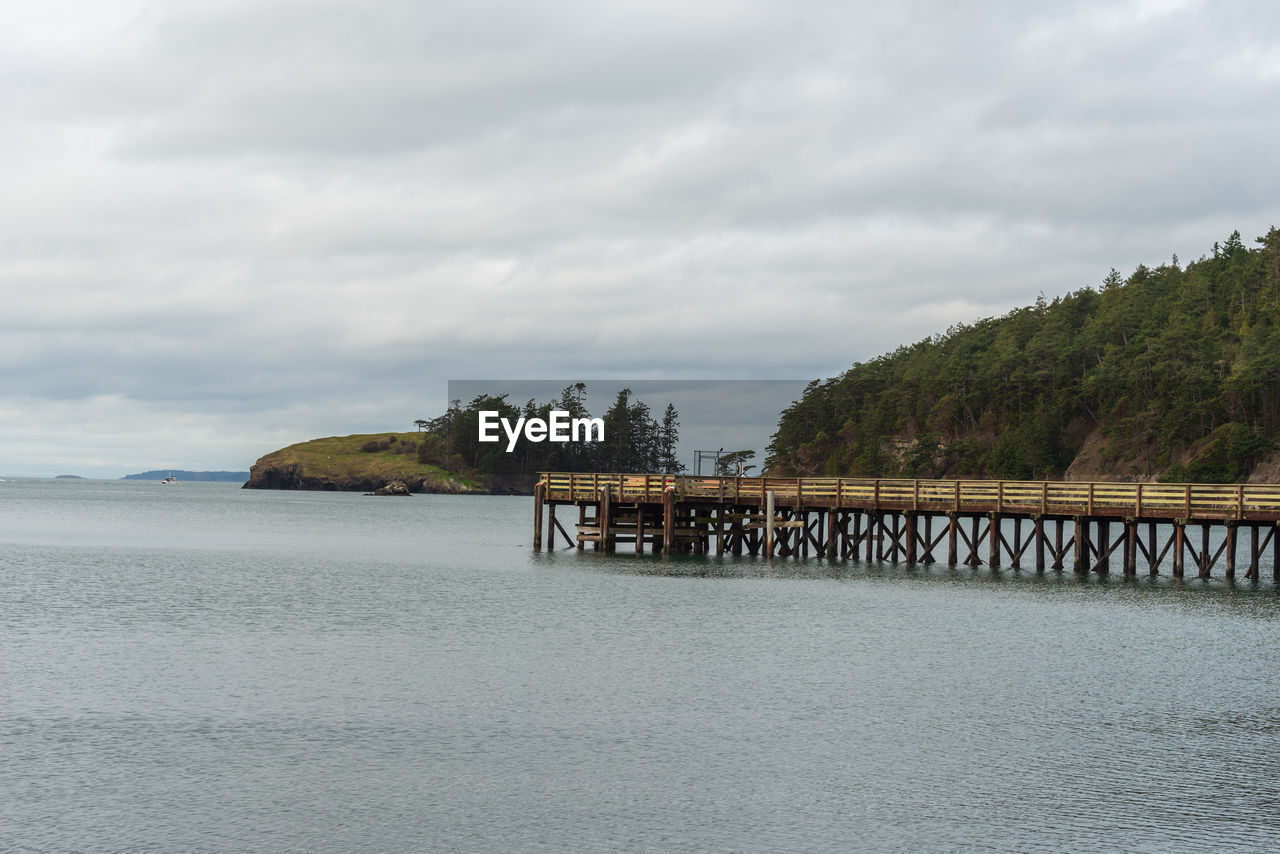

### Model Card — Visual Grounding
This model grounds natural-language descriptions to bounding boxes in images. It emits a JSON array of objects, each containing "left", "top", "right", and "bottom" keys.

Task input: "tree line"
[
  {"left": 416, "top": 384, "right": 685, "bottom": 478},
  {"left": 766, "top": 228, "right": 1280, "bottom": 483}
]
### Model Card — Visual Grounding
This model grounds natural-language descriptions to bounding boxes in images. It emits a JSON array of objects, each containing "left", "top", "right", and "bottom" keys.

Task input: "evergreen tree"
[
  {"left": 414, "top": 383, "right": 683, "bottom": 479},
  {"left": 658, "top": 403, "right": 684, "bottom": 473}
]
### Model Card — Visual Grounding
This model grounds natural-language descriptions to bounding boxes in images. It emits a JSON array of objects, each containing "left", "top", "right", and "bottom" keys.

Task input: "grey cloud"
[
  {"left": 85, "top": 1, "right": 791, "bottom": 159},
  {"left": 3, "top": 0, "right": 1279, "bottom": 475}
]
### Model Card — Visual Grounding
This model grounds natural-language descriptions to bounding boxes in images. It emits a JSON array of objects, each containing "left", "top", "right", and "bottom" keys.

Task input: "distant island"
[
  {"left": 244, "top": 384, "right": 688, "bottom": 494},
  {"left": 123, "top": 470, "right": 250, "bottom": 482}
]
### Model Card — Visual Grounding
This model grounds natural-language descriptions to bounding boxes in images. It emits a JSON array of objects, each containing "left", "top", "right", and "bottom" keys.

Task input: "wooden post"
[
  {"left": 636, "top": 504, "right": 646, "bottom": 554},
  {"left": 1248, "top": 524, "right": 1259, "bottom": 581},
  {"left": 1124, "top": 522, "right": 1136, "bottom": 576},
  {"left": 905, "top": 513, "right": 917, "bottom": 564},
  {"left": 1225, "top": 523, "right": 1236, "bottom": 580},
  {"left": 533, "top": 481, "right": 545, "bottom": 551},
  {"left": 866, "top": 512, "right": 877, "bottom": 562},
  {"left": 733, "top": 506, "right": 744, "bottom": 556},
  {"left": 765, "top": 490, "right": 776, "bottom": 557},
  {"left": 1074, "top": 518, "right": 1087, "bottom": 573},
  {"left": 923, "top": 514, "right": 934, "bottom": 563},
  {"left": 1148, "top": 522, "right": 1157, "bottom": 576},
  {"left": 969, "top": 515, "right": 981, "bottom": 566},
  {"left": 1034, "top": 516, "right": 1045, "bottom": 572},
  {"left": 1012, "top": 517, "right": 1022, "bottom": 569},
  {"left": 947, "top": 513, "right": 958, "bottom": 566},
  {"left": 662, "top": 487, "right": 675, "bottom": 553},
  {"left": 1173, "top": 523, "right": 1184, "bottom": 578},
  {"left": 577, "top": 504, "right": 586, "bottom": 551},
  {"left": 600, "top": 486, "right": 613, "bottom": 552},
  {"left": 695, "top": 506, "right": 706, "bottom": 555},
  {"left": 1274, "top": 522, "right": 1280, "bottom": 582},
  {"left": 877, "top": 513, "right": 886, "bottom": 561},
  {"left": 1199, "top": 523, "right": 1210, "bottom": 579},
  {"left": 801, "top": 511, "right": 810, "bottom": 558},
  {"left": 988, "top": 514, "right": 1000, "bottom": 567},
  {"left": 826, "top": 509, "right": 837, "bottom": 559},
  {"left": 1053, "top": 519, "right": 1064, "bottom": 571},
  {"left": 547, "top": 503, "right": 557, "bottom": 551},
  {"left": 1096, "top": 520, "right": 1109, "bottom": 574}
]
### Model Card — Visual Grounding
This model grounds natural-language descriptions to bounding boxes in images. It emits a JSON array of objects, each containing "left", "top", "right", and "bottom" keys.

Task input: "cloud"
[{"left": 2, "top": 0, "right": 1278, "bottom": 475}]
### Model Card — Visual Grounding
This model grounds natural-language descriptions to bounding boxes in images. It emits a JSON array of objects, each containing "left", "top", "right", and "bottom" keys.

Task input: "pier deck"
[{"left": 533, "top": 473, "right": 1280, "bottom": 580}]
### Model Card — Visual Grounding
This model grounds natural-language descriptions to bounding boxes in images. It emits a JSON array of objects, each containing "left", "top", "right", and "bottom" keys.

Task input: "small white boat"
[{"left": 160, "top": 474, "right": 178, "bottom": 485}]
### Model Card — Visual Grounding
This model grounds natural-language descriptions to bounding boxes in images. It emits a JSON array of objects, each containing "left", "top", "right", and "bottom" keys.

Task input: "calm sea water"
[{"left": 3, "top": 478, "right": 1279, "bottom": 853}]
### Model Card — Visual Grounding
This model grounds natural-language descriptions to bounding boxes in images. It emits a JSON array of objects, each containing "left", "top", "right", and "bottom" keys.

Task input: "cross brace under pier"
[{"left": 533, "top": 482, "right": 1280, "bottom": 580}]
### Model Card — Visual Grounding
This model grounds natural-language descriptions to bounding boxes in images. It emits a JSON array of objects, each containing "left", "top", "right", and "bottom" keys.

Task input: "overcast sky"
[{"left": 3, "top": 0, "right": 1278, "bottom": 476}]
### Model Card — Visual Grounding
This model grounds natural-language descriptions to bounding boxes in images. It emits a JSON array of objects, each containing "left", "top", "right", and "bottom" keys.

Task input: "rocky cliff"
[{"left": 242, "top": 432, "right": 492, "bottom": 493}]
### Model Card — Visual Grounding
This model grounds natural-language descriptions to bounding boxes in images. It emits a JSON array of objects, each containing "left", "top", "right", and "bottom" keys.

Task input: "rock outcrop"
[{"left": 367, "top": 480, "right": 411, "bottom": 496}]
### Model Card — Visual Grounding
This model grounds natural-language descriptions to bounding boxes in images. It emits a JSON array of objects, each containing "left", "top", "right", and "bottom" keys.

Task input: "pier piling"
[{"left": 532, "top": 473, "right": 1280, "bottom": 579}]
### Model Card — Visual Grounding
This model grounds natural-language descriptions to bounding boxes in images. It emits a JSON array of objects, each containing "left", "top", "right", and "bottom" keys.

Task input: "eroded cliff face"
[
  {"left": 241, "top": 434, "right": 485, "bottom": 494},
  {"left": 241, "top": 434, "right": 536, "bottom": 494},
  {"left": 1062, "top": 429, "right": 1156, "bottom": 482},
  {"left": 1062, "top": 427, "right": 1280, "bottom": 483},
  {"left": 247, "top": 462, "right": 306, "bottom": 489},
  {"left": 244, "top": 461, "right": 476, "bottom": 493},
  {"left": 1247, "top": 454, "right": 1280, "bottom": 483}
]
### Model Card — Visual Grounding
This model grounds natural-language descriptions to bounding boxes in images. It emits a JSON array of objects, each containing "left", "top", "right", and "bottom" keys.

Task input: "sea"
[{"left": 3, "top": 477, "right": 1279, "bottom": 853}]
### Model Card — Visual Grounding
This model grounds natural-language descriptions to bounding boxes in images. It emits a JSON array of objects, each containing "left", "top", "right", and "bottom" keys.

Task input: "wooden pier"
[{"left": 533, "top": 473, "right": 1280, "bottom": 580}]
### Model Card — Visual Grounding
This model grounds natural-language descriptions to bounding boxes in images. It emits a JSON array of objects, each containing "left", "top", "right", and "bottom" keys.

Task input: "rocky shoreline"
[{"left": 242, "top": 460, "right": 533, "bottom": 495}]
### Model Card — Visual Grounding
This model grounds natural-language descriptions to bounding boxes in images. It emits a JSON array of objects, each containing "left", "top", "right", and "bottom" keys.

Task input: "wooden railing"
[{"left": 538, "top": 473, "right": 1280, "bottom": 521}]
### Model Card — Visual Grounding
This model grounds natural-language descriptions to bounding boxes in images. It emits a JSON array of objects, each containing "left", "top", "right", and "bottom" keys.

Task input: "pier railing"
[{"left": 538, "top": 473, "right": 1280, "bottom": 521}]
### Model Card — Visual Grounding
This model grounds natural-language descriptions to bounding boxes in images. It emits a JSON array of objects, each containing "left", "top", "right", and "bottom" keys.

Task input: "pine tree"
[{"left": 658, "top": 403, "right": 684, "bottom": 473}]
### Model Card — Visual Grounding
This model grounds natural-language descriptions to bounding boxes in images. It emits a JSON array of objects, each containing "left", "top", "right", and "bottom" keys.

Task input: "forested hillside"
[{"left": 766, "top": 229, "right": 1280, "bottom": 483}]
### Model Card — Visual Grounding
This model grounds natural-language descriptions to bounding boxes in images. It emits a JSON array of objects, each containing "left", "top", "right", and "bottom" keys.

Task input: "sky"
[{"left": 3, "top": 0, "right": 1278, "bottom": 477}]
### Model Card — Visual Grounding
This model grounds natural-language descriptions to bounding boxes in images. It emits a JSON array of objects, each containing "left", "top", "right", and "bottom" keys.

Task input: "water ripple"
[{"left": 2, "top": 482, "right": 1279, "bottom": 851}]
